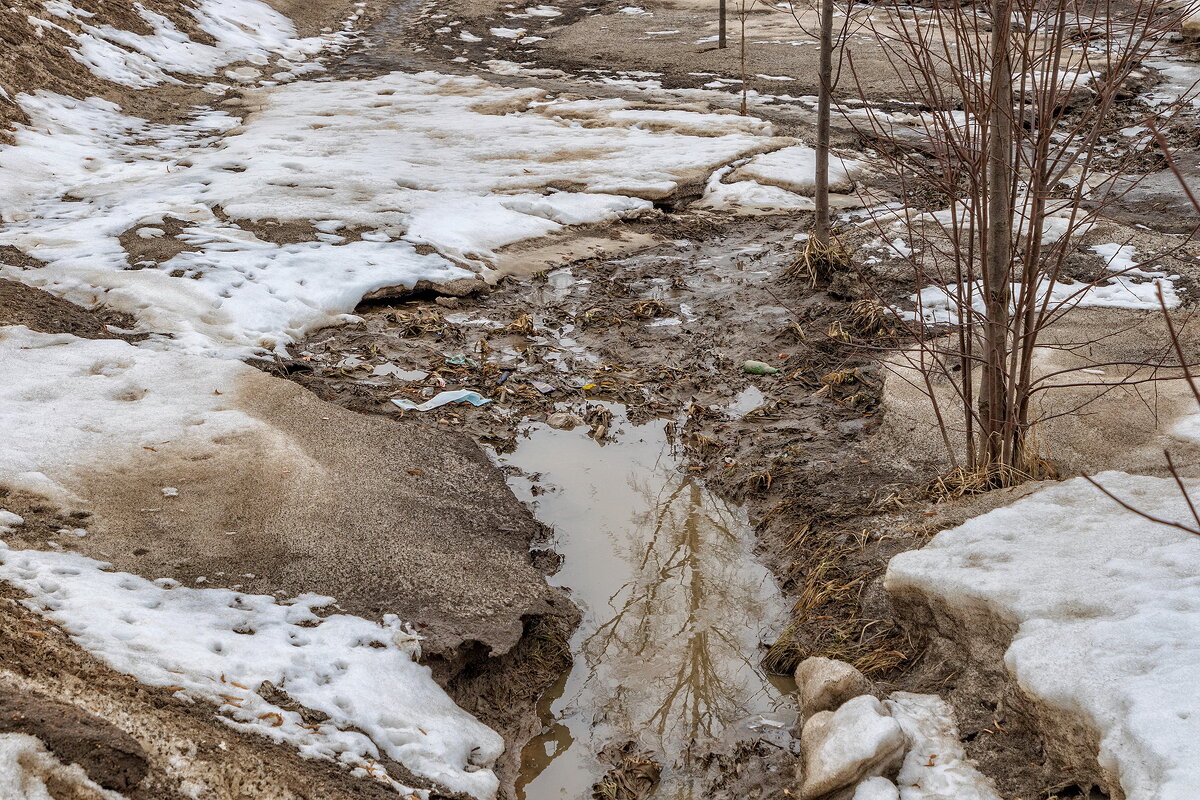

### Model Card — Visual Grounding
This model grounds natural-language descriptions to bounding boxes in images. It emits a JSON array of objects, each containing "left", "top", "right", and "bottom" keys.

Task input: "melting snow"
[
  {"left": 0, "top": 72, "right": 782, "bottom": 354},
  {"left": 887, "top": 473, "right": 1200, "bottom": 800},
  {"left": 0, "top": 541, "right": 503, "bottom": 798},
  {"left": 30, "top": 0, "right": 360, "bottom": 88}
]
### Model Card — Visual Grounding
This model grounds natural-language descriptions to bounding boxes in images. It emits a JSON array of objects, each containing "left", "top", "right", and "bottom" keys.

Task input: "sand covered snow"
[
  {"left": 0, "top": 326, "right": 283, "bottom": 503},
  {"left": 0, "top": 72, "right": 799, "bottom": 355},
  {"left": 0, "top": 325, "right": 524, "bottom": 797},
  {"left": 887, "top": 474, "right": 1200, "bottom": 800}
]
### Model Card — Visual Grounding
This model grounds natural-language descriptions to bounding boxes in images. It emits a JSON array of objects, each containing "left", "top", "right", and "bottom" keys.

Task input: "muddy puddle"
[{"left": 496, "top": 403, "right": 794, "bottom": 799}]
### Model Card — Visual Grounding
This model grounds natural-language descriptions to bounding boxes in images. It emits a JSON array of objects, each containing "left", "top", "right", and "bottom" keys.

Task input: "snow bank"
[
  {"left": 0, "top": 326, "right": 278, "bottom": 502},
  {"left": 32, "top": 0, "right": 361, "bottom": 88},
  {"left": 0, "top": 543, "right": 504, "bottom": 798},
  {"left": 886, "top": 473, "right": 1200, "bottom": 800},
  {"left": 0, "top": 72, "right": 781, "bottom": 354},
  {"left": 0, "top": 732, "right": 126, "bottom": 800}
]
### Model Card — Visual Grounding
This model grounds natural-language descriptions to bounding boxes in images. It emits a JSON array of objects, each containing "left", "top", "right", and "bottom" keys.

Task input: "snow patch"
[
  {"left": 31, "top": 0, "right": 355, "bottom": 89},
  {"left": 886, "top": 693, "right": 1001, "bottom": 800},
  {"left": 0, "top": 73, "right": 779, "bottom": 353},
  {"left": 886, "top": 473, "right": 1200, "bottom": 800},
  {"left": 0, "top": 732, "right": 127, "bottom": 799},
  {"left": 0, "top": 543, "right": 503, "bottom": 798}
]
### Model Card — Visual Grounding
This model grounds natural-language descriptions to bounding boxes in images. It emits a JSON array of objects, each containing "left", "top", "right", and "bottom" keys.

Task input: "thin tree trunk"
[
  {"left": 979, "top": 0, "right": 1014, "bottom": 468},
  {"left": 813, "top": 0, "right": 835, "bottom": 246},
  {"left": 739, "top": 4, "right": 748, "bottom": 114},
  {"left": 719, "top": 0, "right": 727, "bottom": 48}
]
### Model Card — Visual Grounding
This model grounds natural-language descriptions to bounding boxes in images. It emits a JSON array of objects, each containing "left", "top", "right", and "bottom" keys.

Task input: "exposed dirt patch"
[
  {"left": 0, "top": 277, "right": 138, "bottom": 338},
  {"left": 119, "top": 217, "right": 202, "bottom": 268},
  {"left": 0, "top": 688, "right": 150, "bottom": 792}
]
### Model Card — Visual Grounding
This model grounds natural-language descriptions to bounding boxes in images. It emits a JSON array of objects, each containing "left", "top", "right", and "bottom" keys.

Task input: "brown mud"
[
  {"left": 2, "top": 0, "right": 1197, "bottom": 794},
  {"left": 280, "top": 205, "right": 1097, "bottom": 798}
]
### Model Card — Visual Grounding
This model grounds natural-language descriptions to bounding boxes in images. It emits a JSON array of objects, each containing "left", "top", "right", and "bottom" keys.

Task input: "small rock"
[
  {"left": 795, "top": 656, "right": 873, "bottom": 719},
  {"left": 800, "top": 695, "right": 906, "bottom": 799},
  {"left": 853, "top": 776, "right": 900, "bottom": 800},
  {"left": 546, "top": 412, "right": 582, "bottom": 430}
]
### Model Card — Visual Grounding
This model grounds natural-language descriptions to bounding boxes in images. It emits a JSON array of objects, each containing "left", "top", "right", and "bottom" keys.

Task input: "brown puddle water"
[{"left": 496, "top": 404, "right": 794, "bottom": 800}]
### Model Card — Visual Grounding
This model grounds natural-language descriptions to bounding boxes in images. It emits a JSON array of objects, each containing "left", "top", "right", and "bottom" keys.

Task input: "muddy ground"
[
  {"left": 3, "top": 0, "right": 1200, "bottom": 796},
  {"left": 271, "top": 3, "right": 1200, "bottom": 797},
  {"left": 279, "top": 210, "right": 1129, "bottom": 799}
]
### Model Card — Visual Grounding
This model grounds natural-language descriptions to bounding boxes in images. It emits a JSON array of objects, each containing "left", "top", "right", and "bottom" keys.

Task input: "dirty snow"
[
  {"left": 0, "top": 542, "right": 503, "bottom": 798},
  {"left": 32, "top": 0, "right": 361, "bottom": 89},
  {"left": 0, "top": 732, "right": 127, "bottom": 800},
  {"left": 0, "top": 72, "right": 788, "bottom": 354},
  {"left": 886, "top": 473, "right": 1200, "bottom": 800},
  {"left": 0, "top": 326, "right": 282, "bottom": 503},
  {"left": 904, "top": 267, "right": 1180, "bottom": 325},
  {"left": 0, "top": 510, "right": 22, "bottom": 535},
  {"left": 885, "top": 693, "right": 1001, "bottom": 800}
]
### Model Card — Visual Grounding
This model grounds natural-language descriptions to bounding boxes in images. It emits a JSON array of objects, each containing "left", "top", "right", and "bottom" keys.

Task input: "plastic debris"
[
  {"left": 530, "top": 380, "right": 557, "bottom": 394},
  {"left": 373, "top": 363, "right": 428, "bottom": 381},
  {"left": 445, "top": 354, "right": 478, "bottom": 368},
  {"left": 743, "top": 360, "right": 781, "bottom": 375},
  {"left": 391, "top": 390, "right": 492, "bottom": 411}
]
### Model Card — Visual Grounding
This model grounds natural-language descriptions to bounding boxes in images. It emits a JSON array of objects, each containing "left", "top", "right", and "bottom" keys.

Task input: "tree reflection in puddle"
[{"left": 499, "top": 403, "right": 790, "bottom": 800}]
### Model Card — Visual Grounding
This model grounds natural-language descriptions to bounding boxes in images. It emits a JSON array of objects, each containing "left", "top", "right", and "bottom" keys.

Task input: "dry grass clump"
[
  {"left": 501, "top": 313, "right": 537, "bottom": 336},
  {"left": 926, "top": 454, "right": 1057, "bottom": 501},
  {"left": 626, "top": 298, "right": 668, "bottom": 319},
  {"left": 786, "top": 235, "right": 852, "bottom": 286},
  {"left": 762, "top": 522, "right": 909, "bottom": 677}
]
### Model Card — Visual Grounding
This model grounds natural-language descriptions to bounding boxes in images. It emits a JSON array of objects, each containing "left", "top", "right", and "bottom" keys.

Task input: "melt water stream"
[{"left": 497, "top": 403, "right": 794, "bottom": 799}]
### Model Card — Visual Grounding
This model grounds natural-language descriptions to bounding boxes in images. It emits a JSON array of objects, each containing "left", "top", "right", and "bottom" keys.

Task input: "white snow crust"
[
  {"left": 886, "top": 473, "right": 1200, "bottom": 800},
  {"left": 0, "top": 73, "right": 786, "bottom": 354},
  {"left": 0, "top": 543, "right": 504, "bottom": 798},
  {"left": 885, "top": 693, "right": 1001, "bottom": 800}
]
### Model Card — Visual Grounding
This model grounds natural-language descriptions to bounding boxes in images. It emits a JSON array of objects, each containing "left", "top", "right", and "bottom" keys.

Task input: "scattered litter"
[
  {"left": 743, "top": 360, "right": 781, "bottom": 375},
  {"left": 445, "top": 354, "right": 479, "bottom": 368},
  {"left": 530, "top": 380, "right": 557, "bottom": 394},
  {"left": 372, "top": 363, "right": 428, "bottom": 380},
  {"left": 161, "top": 487, "right": 179, "bottom": 497},
  {"left": 391, "top": 390, "right": 493, "bottom": 411}
]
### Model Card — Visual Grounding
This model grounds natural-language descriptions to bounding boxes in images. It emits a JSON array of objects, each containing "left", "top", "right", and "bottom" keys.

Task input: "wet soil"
[{"left": 282, "top": 212, "right": 950, "bottom": 797}]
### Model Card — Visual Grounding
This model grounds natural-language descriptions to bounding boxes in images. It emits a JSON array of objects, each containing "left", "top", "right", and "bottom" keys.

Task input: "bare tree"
[
  {"left": 846, "top": 0, "right": 1194, "bottom": 483},
  {"left": 813, "top": 0, "right": 837, "bottom": 247}
]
